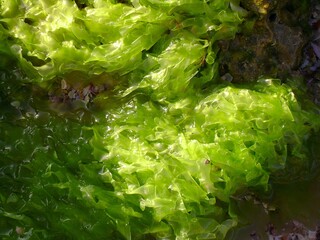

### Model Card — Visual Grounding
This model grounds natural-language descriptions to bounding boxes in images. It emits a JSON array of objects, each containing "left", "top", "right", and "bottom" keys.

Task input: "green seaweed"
[{"left": 0, "top": 1, "right": 319, "bottom": 239}]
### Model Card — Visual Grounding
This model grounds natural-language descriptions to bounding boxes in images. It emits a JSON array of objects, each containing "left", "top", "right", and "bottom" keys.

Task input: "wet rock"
[
  {"left": 219, "top": 0, "right": 307, "bottom": 83},
  {"left": 300, "top": 0, "right": 320, "bottom": 105},
  {"left": 240, "top": 0, "right": 276, "bottom": 15}
]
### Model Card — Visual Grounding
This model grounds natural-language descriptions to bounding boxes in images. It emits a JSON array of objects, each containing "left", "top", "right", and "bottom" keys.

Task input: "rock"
[{"left": 218, "top": 0, "right": 307, "bottom": 83}]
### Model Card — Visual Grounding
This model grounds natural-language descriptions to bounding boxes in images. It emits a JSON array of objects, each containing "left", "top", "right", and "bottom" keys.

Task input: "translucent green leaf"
[{"left": 91, "top": 81, "right": 320, "bottom": 239}]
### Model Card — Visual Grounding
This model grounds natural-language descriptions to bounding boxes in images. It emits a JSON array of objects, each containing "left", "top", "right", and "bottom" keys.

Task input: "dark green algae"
[{"left": 0, "top": 68, "right": 123, "bottom": 239}]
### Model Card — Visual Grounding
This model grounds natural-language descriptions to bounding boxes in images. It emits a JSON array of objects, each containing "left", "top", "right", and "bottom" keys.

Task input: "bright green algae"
[
  {"left": 1, "top": 0, "right": 320, "bottom": 240},
  {"left": 91, "top": 80, "right": 320, "bottom": 239},
  {"left": 0, "top": 0, "right": 244, "bottom": 84}
]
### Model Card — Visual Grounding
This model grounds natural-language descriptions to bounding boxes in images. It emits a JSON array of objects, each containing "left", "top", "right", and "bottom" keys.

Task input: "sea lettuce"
[
  {"left": 1, "top": 1, "right": 320, "bottom": 240},
  {"left": 91, "top": 80, "right": 320, "bottom": 239},
  {"left": 122, "top": 31, "right": 209, "bottom": 103},
  {"left": 3, "top": 79, "right": 318, "bottom": 239},
  {"left": 0, "top": 0, "right": 244, "bottom": 84}
]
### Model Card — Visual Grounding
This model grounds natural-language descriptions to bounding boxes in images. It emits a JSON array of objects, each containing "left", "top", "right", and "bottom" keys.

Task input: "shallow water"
[{"left": 228, "top": 175, "right": 320, "bottom": 239}]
